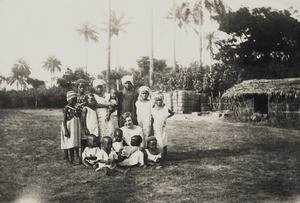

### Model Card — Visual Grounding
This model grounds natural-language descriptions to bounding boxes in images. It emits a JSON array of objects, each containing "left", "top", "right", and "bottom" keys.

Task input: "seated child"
[
  {"left": 112, "top": 129, "right": 126, "bottom": 153},
  {"left": 145, "top": 136, "right": 162, "bottom": 169},
  {"left": 82, "top": 134, "right": 101, "bottom": 169},
  {"left": 117, "top": 135, "right": 145, "bottom": 167},
  {"left": 95, "top": 136, "right": 129, "bottom": 175}
]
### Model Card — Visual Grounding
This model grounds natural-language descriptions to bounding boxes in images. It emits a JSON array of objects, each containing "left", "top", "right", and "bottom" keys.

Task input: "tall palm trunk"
[
  {"left": 85, "top": 42, "right": 88, "bottom": 73},
  {"left": 199, "top": 0, "right": 203, "bottom": 68},
  {"left": 172, "top": 0, "right": 176, "bottom": 68},
  {"left": 149, "top": 0, "right": 154, "bottom": 87},
  {"left": 106, "top": 0, "right": 111, "bottom": 92}
]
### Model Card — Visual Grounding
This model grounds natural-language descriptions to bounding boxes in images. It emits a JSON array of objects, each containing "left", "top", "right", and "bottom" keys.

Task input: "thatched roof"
[{"left": 222, "top": 78, "right": 300, "bottom": 99}]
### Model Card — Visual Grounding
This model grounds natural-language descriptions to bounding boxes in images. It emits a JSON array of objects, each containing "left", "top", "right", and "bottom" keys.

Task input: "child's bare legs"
[
  {"left": 69, "top": 148, "right": 75, "bottom": 163},
  {"left": 163, "top": 146, "right": 167, "bottom": 161},
  {"left": 75, "top": 147, "right": 80, "bottom": 160},
  {"left": 63, "top": 149, "right": 69, "bottom": 162}
]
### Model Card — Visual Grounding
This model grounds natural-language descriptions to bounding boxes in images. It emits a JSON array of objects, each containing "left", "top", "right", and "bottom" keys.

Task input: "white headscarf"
[
  {"left": 93, "top": 79, "right": 106, "bottom": 88},
  {"left": 121, "top": 75, "right": 134, "bottom": 85}
]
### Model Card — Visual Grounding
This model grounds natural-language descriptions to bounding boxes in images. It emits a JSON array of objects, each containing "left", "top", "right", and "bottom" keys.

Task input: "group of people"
[{"left": 60, "top": 75, "right": 174, "bottom": 175}]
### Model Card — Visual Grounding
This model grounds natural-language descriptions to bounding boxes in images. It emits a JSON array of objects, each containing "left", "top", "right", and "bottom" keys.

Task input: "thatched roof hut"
[{"left": 222, "top": 78, "right": 300, "bottom": 99}]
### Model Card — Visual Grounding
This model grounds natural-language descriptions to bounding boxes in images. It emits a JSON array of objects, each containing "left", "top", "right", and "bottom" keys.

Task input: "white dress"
[
  {"left": 95, "top": 149, "right": 118, "bottom": 170},
  {"left": 151, "top": 106, "right": 170, "bottom": 148},
  {"left": 135, "top": 100, "right": 153, "bottom": 146},
  {"left": 81, "top": 146, "right": 102, "bottom": 165},
  {"left": 120, "top": 125, "right": 144, "bottom": 147},
  {"left": 112, "top": 141, "right": 123, "bottom": 153},
  {"left": 61, "top": 106, "right": 81, "bottom": 149},
  {"left": 145, "top": 149, "right": 162, "bottom": 162},
  {"left": 94, "top": 93, "right": 114, "bottom": 138},
  {"left": 82, "top": 106, "right": 99, "bottom": 138}
]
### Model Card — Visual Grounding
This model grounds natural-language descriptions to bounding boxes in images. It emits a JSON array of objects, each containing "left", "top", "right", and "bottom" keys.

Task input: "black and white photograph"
[{"left": 0, "top": 0, "right": 299, "bottom": 202}]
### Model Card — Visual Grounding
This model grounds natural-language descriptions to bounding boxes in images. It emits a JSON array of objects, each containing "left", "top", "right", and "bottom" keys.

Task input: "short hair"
[
  {"left": 122, "top": 112, "right": 132, "bottom": 120},
  {"left": 114, "top": 129, "right": 123, "bottom": 137},
  {"left": 130, "top": 135, "right": 142, "bottom": 146},
  {"left": 102, "top": 136, "right": 112, "bottom": 144},
  {"left": 147, "top": 136, "right": 157, "bottom": 144}
]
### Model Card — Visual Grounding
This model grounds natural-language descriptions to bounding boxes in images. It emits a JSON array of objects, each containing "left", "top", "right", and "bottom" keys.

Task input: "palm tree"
[
  {"left": 76, "top": 23, "right": 99, "bottom": 73},
  {"left": 7, "top": 59, "right": 31, "bottom": 90},
  {"left": 106, "top": 0, "right": 112, "bottom": 92},
  {"left": 43, "top": 56, "right": 62, "bottom": 87},
  {"left": 103, "top": 10, "right": 131, "bottom": 89},
  {"left": 206, "top": 32, "right": 215, "bottom": 68},
  {"left": 192, "top": 0, "right": 227, "bottom": 67},
  {"left": 166, "top": 2, "right": 193, "bottom": 68},
  {"left": 149, "top": 0, "right": 154, "bottom": 87}
]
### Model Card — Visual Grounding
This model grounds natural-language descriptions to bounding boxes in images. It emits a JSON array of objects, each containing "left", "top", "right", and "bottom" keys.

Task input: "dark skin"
[
  {"left": 94, "top": 85, "right": 115, "bottom": 108},
  {"left": 63, "top": 97, "right": 77, "bottom": 138},
  {"left": 146, "top": 139, "right": 162, "bottom": 167},
  {"left": 82, "top": 135, "right": 99, "bottom": 169},
  {"left": 82, "top": 94, "right": 97, "bottom": 135},
  {"left": 114, "top": 129, "right": 123, "bottom": 142}
]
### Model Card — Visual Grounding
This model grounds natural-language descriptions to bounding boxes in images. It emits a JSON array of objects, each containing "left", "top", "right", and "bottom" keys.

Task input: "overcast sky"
[{"left": 0, "top": 0, "right": 299, "bottom": 86}]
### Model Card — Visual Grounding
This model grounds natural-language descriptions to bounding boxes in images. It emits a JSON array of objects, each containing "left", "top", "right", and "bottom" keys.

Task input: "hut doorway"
[{"left": 254, "top": 94, "right": 268, "bottom": 114}]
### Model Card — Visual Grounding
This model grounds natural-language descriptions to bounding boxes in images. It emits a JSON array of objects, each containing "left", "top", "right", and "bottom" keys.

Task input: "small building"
[{"left": 221, "top": 78, "right": 300, "bottom": 127}]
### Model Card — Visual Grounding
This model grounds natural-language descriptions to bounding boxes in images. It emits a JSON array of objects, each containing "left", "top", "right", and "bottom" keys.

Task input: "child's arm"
[
  {"left": 81, "top": 107, "right": 90, "bottom": 135},
  {"left": 168, "top": 109, "right": 175, "bottom": 118},
  {"left": 105, "top": 108, "right": 111, "bottom": 122},
  {"left": 63, "top": 107, "right": 70, "bottom": 138}
]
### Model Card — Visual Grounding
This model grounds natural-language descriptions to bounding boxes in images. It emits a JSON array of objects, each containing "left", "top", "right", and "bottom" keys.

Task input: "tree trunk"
[
  {"left": 199, "top": 0, "right": 203, "bottom": 67},
  {"left": 106, "top": 0, "right": 111, "bottom": 92},
  {"left": 85, "top": 42, "right": 88, "bottom": 73},
  {"left": 172, "top": 0, "right": 176, "bottom": 68},
  {"left": 149, "top": 0, "right": 154, "bottom": 87}
]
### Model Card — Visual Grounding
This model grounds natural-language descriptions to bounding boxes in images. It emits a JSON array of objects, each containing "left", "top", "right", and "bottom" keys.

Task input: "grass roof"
[{"left": 222, "top": 78, "right": 300, "bottom": 99}]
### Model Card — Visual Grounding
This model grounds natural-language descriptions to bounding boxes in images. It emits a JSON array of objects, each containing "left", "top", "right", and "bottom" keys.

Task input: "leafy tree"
[
  {"left": 26, "top": 78, "right": 46, "bottom": 89},
  {"left": 76, "top": 23, "right": 99, "bottom": 72},
  {"left": 7, "top": 59, "right": 31, "bottom": 90},
  {"left": 43, "top": 56, "right": 62, "bottom": 87},
  {"left": 57, "top": 67, "right": 93, "bottom": 90},
  {"left": 215, "top": 7, "right": 300, "bottom": 82}
]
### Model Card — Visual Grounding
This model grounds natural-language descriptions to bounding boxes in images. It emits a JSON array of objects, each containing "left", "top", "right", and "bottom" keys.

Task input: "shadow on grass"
[{"left": 168, "top": 147, "right": 251, "bottom": 162}]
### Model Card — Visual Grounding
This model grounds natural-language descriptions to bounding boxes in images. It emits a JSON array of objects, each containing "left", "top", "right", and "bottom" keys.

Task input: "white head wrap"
[
  {"left": 93, "top": 79, "right": 106, "bottom": 88},
  {"left": 121, "top": 75, "right": 134, "bottom": 85},
  {"left": 138, "top": 86, "right": 150, "bottom": 94}
]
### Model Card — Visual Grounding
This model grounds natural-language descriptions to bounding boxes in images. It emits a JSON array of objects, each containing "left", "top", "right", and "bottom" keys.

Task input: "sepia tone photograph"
[{"left": 0, "top": 0, "right": 299, "bottom": 202}]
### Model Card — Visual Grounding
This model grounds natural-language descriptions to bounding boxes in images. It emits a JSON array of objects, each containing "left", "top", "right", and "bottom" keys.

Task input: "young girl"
[
  {"left": 151, "top": 92, "right": 174, "bottom": 160},
  {"left": 61, "top": 91, "right": 81, "bottom": 164},
  {"left": 118, "top": 75, "right": 138, "bottom": 127},
  {"left": 81, "top": 94, "right": 99, "bottom": 152},
  {"left": 145, "top": 136, "right": 162, "bottom": 169},
  {"left": 105, "top": 88, "right": 119, "bottom": 137},
  {"left": 82, "top": 134, "right": 101, "bottom": 169},
  {"left": 92, "top": 79, "right": 113, "bottom": 138},
  {"left": 135, "top": 86, "right": 153, "bottom": 147}
]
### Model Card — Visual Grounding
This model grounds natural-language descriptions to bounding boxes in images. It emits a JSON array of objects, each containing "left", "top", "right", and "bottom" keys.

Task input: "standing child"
[
  {"left": 61, "top": 91, "right": 81, "bottom": 165},
  {"left": 151, "top": 92, "right": 174, "bottom": 160},
  {"left": 95, "top": 136, "right": 129, "bottom": 175},
  {"left": 145, "top": 137, "right": 162, "bottom": 169},
  {"left": 105, "top": 88, "right": 119, "bottom": 137},
  {"left": 135, "top": 86, "right": 153, "bottom": 147},
  {"left": 82, "top": 134, "right": 101, "bottom": 169},
  {"left": 81, "top": 94, "right": 100, "bottom": 152}
]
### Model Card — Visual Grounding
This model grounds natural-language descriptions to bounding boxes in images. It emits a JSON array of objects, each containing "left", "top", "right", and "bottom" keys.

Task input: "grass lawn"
[{"left": 0, "top": 109, "right": 299, "bottom": 203}]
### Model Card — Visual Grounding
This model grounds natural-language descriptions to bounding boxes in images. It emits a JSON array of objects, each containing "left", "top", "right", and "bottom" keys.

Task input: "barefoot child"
[
  {"left": 151, "top": 92, "right": 174, "bottom": 160},
  {"left": 81, "top": 94, "right": 100, "bottom": 152},
  {"left": 82, "top": 134, "right": 101, "bottom": 169},
  {"left": 135, "top": 86, "right": 153, "bottom": 147},
  {"left": 95, "top": 136, "right": 129, "bottom": 175},
  {"left": 61, "top": 91, "right": 81, "bottom": 164},
  {"left": 145, "top": 137, "right": 162, "bottom": 169}
]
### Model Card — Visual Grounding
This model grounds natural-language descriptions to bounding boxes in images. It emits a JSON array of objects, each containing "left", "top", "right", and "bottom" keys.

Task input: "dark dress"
[{"left": 118, "top": 90, "right": 138, "bottom": 127}]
